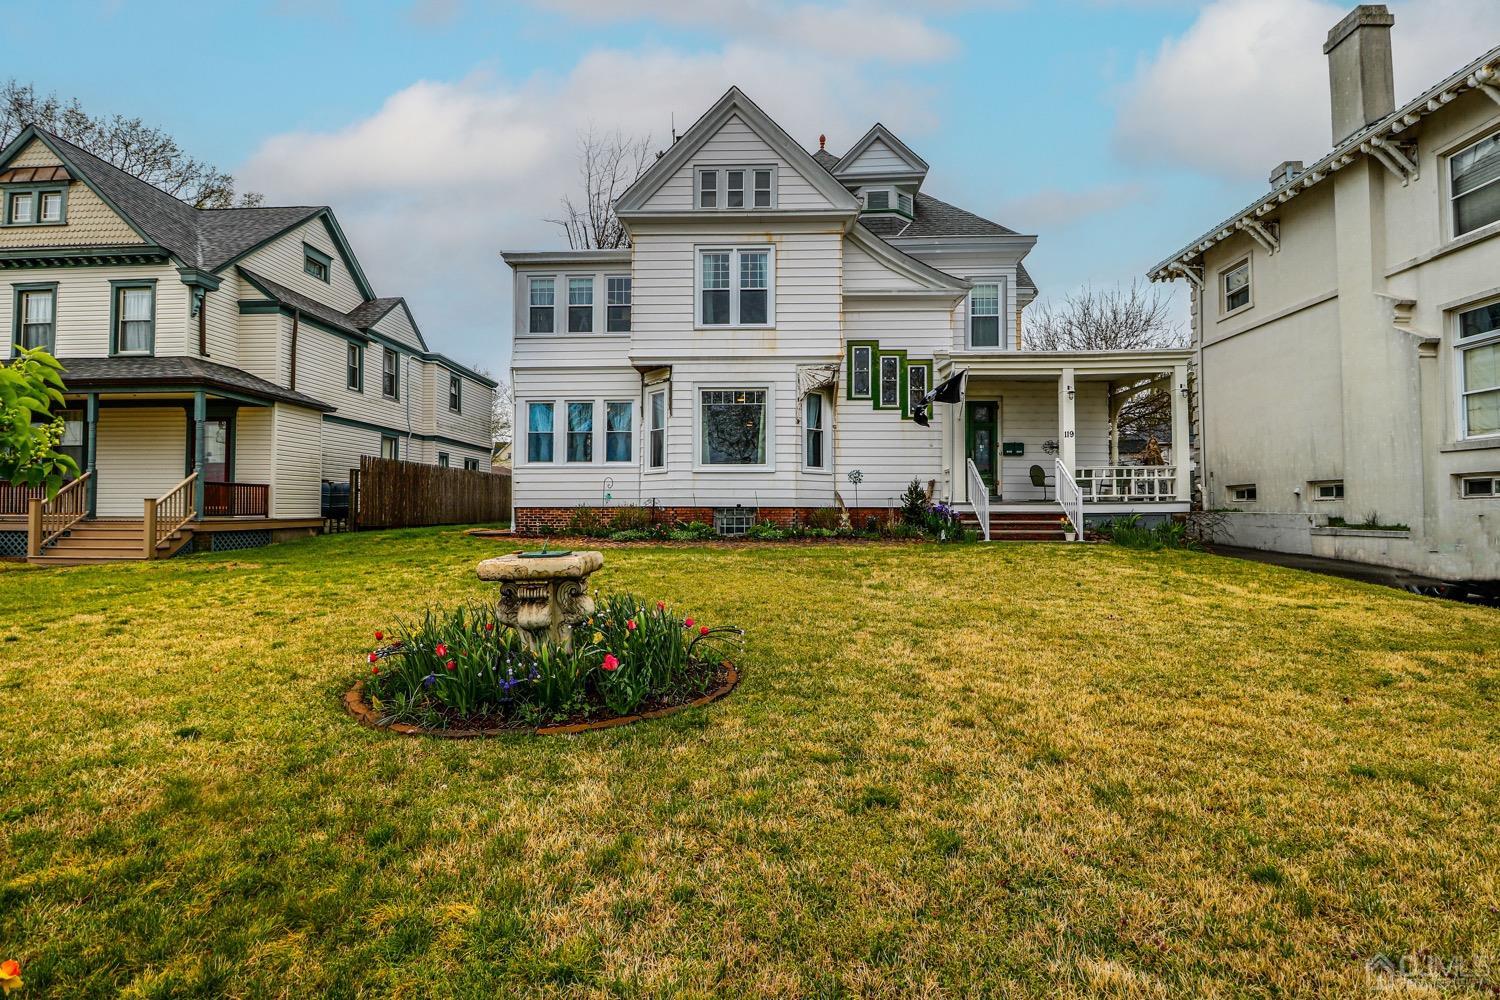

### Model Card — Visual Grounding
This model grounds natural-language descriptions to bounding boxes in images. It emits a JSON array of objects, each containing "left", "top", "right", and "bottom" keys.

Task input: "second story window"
[
  {"left": 16, "top": 285, "right": 55, "bottom": 353},
  {"left": 346, "top": 342, "right": 363, "bottom": 391},
  {"left": 448, "top": 373, "right": 462, "bottom": 413},
  {"left": 528, "top": 277, "right": 555, "bottom": 333},
  {"left": 1451, "top": 131, "right": 1500, "bottom": 237},
  {"left": 697, "top": 248, "right": 772, "bottom": 327},
  {"left": 568, "top": 276, "right": 594, "bottom": 333},
  {"left": 1459, "top": 299, "right": 1500, "bottom": 438},
  {"left": 303, "top": 244, "right": 332, "bottom": 283},
  {"left": 112, "top": 282, "right": 155, "bottom": 355},
  {"left": 1222, "top": 259, "right": 1251, "bottom": 313},
  {"left": 606, "top": 276, "right": 631, "bottom": 332},
  {"left": 849, "top": 344, "right": 872, "bottom": 398},
  {"left": 969, "top": 283, "right": 1001, "bottom": 348},
  {"left": 381, "top": 347, "right": 399, "bottom": 399}
]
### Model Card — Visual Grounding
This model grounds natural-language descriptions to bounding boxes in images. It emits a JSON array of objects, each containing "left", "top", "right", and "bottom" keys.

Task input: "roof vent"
[{"left": 1269, "top": 160, "right": 1304, "bottom": 188}]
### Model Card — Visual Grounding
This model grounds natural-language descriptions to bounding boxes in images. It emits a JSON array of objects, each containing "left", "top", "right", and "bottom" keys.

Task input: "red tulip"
[
  {"left": 371, "top": 666, "right": 379, "bottom": 675},
  {"left": 435, "top": 643, "right": 448, "bottom": 657},
  {"left": 601, "top": 653, "right": 620, "bottom": 672},
  {"left": 445, "top": 659, "right": 456, "bottom": 671},
  {"left": 683, "top": 617, "right": 694, "bottom": 628},
  {"left": 657, "top": 601, "right": 666, "bottom": 612},
  {"left": 626, "top": 619, "right": 637, "bottom": 631},
  {"left": 484, "top": 622, "right": 494, "bottom": 632},
  {"left": 367, "top": 652, "right": 378, "bottom": 664},
  {"left": 700, "top": 625, "right": 710, "bottom": 636},
  {"left": 374, "top": 630, "right": 384, "bottom": 641}
]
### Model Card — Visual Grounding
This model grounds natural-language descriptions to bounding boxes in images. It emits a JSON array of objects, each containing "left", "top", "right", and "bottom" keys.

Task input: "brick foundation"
[{"left": 514, "top": 505, "right": 905, "bottom": 535}]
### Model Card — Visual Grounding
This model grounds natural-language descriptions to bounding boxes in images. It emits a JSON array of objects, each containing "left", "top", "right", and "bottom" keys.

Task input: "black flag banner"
[{"left": 911, "top": 369, "right": 967, "bottom": 427}]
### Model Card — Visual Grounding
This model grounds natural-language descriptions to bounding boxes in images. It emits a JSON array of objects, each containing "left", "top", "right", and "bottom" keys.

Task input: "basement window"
[
  {"left": 1312, "top": 481, "right": 1344, "bottom": 501},
  {"left": 1460, "top": 475, "right": 1497, "bottom": 498},
  {"left": 1228, "top": 484, "right": 1257, "bottom": 503},
  {"left": 713, "top": 507, "right": 755, "bottom": 537}
]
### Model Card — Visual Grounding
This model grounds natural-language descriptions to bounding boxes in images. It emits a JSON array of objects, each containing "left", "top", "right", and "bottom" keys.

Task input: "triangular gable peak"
[
  {"left": 832, "top": 124, "right": 929, "bottom": 185},
  {"left": 615, "top": 86, "right": 860, "bottom": 217},
  {"left": 844, "top": 226, "right": 969, "bottom": 299},
  {"left": 0, "top": 127, "right": 155, "bottom": 251}
]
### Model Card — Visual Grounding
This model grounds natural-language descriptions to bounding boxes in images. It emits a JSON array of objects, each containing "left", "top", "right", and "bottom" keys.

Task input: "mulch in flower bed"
[{"left": 344, "top": 660, "right": 739, "bottom": 738}]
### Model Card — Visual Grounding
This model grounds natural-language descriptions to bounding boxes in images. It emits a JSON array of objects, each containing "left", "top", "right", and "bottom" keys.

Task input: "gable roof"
[
  {"left": 809, "top": 141, "right": 1019, "bottom": 238},
  {"left": 345, "top": 297, "right": 403, "bottom": 331},
  {"left": 615, "top": 87, "right": 860, "bottom": 216},
  {"left": 846, "top": 225, "right": 971, "bottom": 296},
  {"left": 831, "top": 124, "right": 929, "bottom": 178},
  {"left": 237, "top": 267, "right": 370, "bottom": 339}
]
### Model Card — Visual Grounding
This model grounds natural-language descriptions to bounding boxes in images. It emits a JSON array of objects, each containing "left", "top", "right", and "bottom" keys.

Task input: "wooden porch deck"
[{"left": 2, "top": 515, "right": 325, "bottom": 565}]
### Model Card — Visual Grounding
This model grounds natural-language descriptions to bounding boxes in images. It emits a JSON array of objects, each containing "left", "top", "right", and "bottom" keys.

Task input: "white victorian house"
[{"left": 505, "top": 88, "right": 1191, "bottom": 539}]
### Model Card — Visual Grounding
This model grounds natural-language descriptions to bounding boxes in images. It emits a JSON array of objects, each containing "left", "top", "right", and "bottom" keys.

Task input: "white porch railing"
[
  {"left": 966, "top": 459, "right": 990, "bottom": 542},
  {"left": 1076, "top": 465, "right": 1177, "bottom": 502},
  {"left": 1055, "top": 458, "right": 1084, "bottom": 544}
]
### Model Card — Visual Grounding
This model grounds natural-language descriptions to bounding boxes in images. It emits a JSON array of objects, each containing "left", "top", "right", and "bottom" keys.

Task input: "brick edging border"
[{"left": 342, "top": 664, "right": 739, "bottom": 738}]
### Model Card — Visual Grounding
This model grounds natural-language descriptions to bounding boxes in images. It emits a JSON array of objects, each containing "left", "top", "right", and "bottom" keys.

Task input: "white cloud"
[
  {"left": 238, "top": 45, "right": 933, "bottom": 372},
  {"left": 1113, "top": 0, "right": 1500, "bottom": 180}
]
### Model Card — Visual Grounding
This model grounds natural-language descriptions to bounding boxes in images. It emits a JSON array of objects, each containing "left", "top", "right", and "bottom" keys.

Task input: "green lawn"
[{"left": 2, "top": 530, "right": 1498, "bottom": 998}]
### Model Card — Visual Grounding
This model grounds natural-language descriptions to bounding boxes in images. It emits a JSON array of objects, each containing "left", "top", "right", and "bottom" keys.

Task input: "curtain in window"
[
  {"left": 649, "top": 391, "right": 666, "bottom": 468},
  {"left": 700, "top": 390, "right": 765, "bottom": 465},
  {"left": 527, "top": 402, "right": 554, "bottom": 462},
  {"left": 805, "top": 393, "right": 824, "bottom": 468},
  {"left": 606, "top": 401, "right": 632, "bottom": 462},
  {"left": 1453, "top": 134, "right": 1500, "bottom": 236},
  {"left": 21, "top": 290, "right": 53, "bottom": 349},
  {"left": 119, "top": 287, "right": 152, "bottom": 352},
  {"left": 567, "top": 401, "right": 593, "bottom": 462}
]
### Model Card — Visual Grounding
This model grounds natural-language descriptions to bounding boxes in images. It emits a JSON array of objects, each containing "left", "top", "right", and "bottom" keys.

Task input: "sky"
[{"left": 9, "top": 0, "right": 1500, "bottom": 377}]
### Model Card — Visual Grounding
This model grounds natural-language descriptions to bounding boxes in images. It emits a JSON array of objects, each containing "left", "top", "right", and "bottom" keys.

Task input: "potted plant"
[{"left": 1059, "top": 515, "right": 1076, "bottom": 542}]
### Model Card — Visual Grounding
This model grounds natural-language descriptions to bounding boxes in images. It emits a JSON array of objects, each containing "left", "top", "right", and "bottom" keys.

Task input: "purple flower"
[{"left": 423, "top": 673, "right": 437, "bottom": 689}]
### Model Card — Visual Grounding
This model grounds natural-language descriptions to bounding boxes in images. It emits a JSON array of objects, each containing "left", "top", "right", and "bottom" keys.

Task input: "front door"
[{"left": 966, "top": 401, "right": 998, "bottom": 495}]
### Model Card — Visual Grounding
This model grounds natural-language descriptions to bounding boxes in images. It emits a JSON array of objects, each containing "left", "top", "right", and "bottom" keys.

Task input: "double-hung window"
[
  {"left": 346, "top": 342, "right": 363, "bottom": 391},
  {"left": 698, "top": 247, "right": 772, "bottom": 327},
  {"left": 112, "top": 282, "right": 155, "bottom": 355},
  {"left": 1223, "top": 259, "right": 1251, "bottom": 313},
  {"left": 568, "top": 276, "right": 594, "bottom": 333},
  {"left": 463, "top": 457, "right": 480, "bottom": 471},
  {"left": 448, "top": 373, "right": 462, "bottom": 412},
  {"left": 700, "top": 388, "right": 766, "bottom": 466},
  {"left": 753, "top": 169, "right": 772, "bottom": 208},
  {"left": 878, "top": 355, "right": 900, "bottom": 408},
  {"left": 606, "top": 276, "right": 631, "bottom": 332},
  {"left": 382, "top": 347, "right": 399, "bottom": 399},
  {"left": 7, "top": 192, "right": 33, "bottom": 224},
  {"left": 566, "top": 401, "right": 593, "bottom": 462},
  {"left": 1458, "top": 299, "right": 1500, "bottom": 438},
  {"left": 528, "top": 277, "right": 555, "bottom": 333},
  {"left": 527, "top": 402, "right": 555, "bottom": 462},
  {"left": 804, "top": 392, "right": 826, "bottom": 470},
  {"left": 1451, "top": 132, "right": 1500, "bottom": 237},
  {"left": 648, "top": 388, "right": 667, "bottom": 470},
  {"left": 605, "top": 400, "right": 632, "bottom": 462},
  {"left": 969, "top": 283, "right": 1001, "bottom": 348},
  {"left": 15, "top": 285, "right": 55, "bottom": 353}
]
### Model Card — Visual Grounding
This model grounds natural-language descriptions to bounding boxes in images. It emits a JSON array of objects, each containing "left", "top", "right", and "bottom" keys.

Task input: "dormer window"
[
  {"left": 897, "top": 192, "right": 913, "bottom": 216},
  {"left": 8, "top": 192, "right": 32, "bottom": 224},
  {"left": 695, "top": 166, "right": 776, "bottom": 210},
  {"left": 3, "top": 188, "right": 65, "bottom": 226},
  {"left": 865, "top": 190, "right": 890, "bottom": 211}
]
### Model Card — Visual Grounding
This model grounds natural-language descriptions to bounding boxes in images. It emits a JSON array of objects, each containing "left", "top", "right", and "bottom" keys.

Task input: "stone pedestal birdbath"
[{"left": 476, "top": 549, "right": 605, "bottom": 651}]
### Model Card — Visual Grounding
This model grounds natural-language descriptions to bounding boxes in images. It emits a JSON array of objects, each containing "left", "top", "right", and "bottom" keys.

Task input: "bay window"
[
  {"left": 568, "top": 276, "right": 594, "bottom": 333},
  {"left": 527, "top": 402, "right": 554, "bottom": 462},
  {"left": 648, "top": 389, "right": 667, "bottom": 470},
  {"left": 1451, "top": 131, "right": 1500, "bottom": 237},
  {"left": 700, "top": 388, "right": 766, "bottom": 466},
  {"left": 566, "top": 401, "right": 593, "bottom": 462},
  {"left": 969, "top": 282, "right": 1001, "bottom": 347},
  {"left": 528, "top": 276, "right": 555, "bottom": 333},
  {"left": 605, "top": 400, "right": 632, "bottom": 462},
  {"left": 1459, "top": 299, "right": 1500, "bottom": 438},
  {"left": 698, "top": 247, "right": 773, "bottom": 327},
  {"left": 606, "top": 276, "right": 631, "bottom": 332},
  {"left": 804, "top": 392, "right": 826, "bottom": 470}
]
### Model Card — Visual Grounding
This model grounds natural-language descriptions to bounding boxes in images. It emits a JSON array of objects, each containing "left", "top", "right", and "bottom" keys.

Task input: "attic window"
[
  {"left": 303, "top": 244, "right": 332, "bottom": 283},
  {"left": 897, "top": 192, "right": 913, "bottom": 216},
  {"left": 864, "top": 190, "right": 890, "bottom": 211},
  {"left": 4, "top": 187, "right": 66, "bottom": 226},
  {"left": 696, "top": 165, "right": 775, "bottom": 210}
]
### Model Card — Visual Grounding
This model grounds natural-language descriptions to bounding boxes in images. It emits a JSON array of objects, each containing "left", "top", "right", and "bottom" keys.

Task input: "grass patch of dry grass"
[{"left": 1, "top": 529, "right": 1498, "bottom": 997}]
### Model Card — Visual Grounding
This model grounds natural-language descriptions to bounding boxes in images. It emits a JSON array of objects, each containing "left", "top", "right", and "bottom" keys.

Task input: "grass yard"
[{"left": 1, "top": 530, "right": 1498, "bottom": 998}]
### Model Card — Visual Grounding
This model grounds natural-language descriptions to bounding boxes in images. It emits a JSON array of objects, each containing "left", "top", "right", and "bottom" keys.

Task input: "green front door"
[{"left": 966, "top": 401, "right": 998, "bottom": 495}]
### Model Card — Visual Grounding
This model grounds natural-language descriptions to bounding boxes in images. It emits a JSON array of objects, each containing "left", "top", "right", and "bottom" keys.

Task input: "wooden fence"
[{"left": 352, "top": 456, "right": 511, "bottom": 529}]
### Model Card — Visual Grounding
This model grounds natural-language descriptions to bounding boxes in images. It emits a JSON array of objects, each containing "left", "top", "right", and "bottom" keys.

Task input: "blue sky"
[{"left": 9, "top": 0, "right": 1497, "bottom": 376}]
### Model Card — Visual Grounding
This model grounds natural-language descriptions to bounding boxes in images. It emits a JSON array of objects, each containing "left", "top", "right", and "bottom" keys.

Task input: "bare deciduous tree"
[
  {"left": 548, "top": 128, "right": 653, "bottom": 250},
  {"left": 1024, "top": 281, "right": 1188, "bottom": 463},
  {"left": 1, "top": 80, "right": 263, "bottom": 209},
  {"left": 490, "top": 379, "right": 513, "bottom": 450}
]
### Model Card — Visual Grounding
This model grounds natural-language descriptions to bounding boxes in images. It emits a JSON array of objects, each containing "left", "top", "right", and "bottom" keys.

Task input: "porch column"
[
  {"left": 953, "top": 399, "right": 968, "bottom": 503},
  {"left": 85, "top": 393, "right": 98, "bottom": 518},
  {"left": 1057, "top": 368, "right": 1076, "bottom": 476},
  {"left": 1171, "top": 364, "right": 1190, "bottom": 501},
  {"left": 193, "top": 390, "right": 206, "bottom": 520}
]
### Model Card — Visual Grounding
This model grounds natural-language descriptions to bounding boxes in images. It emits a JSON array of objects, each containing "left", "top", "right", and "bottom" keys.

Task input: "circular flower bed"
[{"left": 346, "top": 595, "right": 743, "bottom": 736}]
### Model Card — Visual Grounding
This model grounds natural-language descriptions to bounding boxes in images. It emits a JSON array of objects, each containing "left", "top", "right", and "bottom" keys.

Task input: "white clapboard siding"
[
  {"left": 238, "top": 216, "right": 366, "bottom": 313},
  {"left": 0, "top": 141, "right": 144, "bottom": 250},
  {"left": 371, "top": 303, "right": 424, "bottom": 353},
  {"left": 0, "top": 264, "right": 188, "bottom": 358},
  {"left": 838, "top": 138, "right": 910, "bottom": 175},
  {"left": 513, "top": 368, "right": 646, "bottom": 508},
  {"left": 990, "top": 381, "right": 1110, "bottom": 500},
  {"left": 652, "top": 115, "right": 836, "bottom": 212},
  {"left": 271, "top": 404, "right": 323, "bottom": 517},
  {"left": 94, "top": 407, "right": 187, "bottom": 517},
  {"left": 842, "top": 240, "right": 928, "bottom": 293}
]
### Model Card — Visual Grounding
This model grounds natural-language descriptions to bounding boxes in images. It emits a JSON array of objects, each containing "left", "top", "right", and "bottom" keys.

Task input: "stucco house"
[
  {"left": 505, "top": 88, "right": 1192, "bottom": 539},
  {"left": 1149, "top": 5, "right": 1500, "bottom": 586},
  {"left": 1, "top": 125, "right": 495, "bottom": 563}
]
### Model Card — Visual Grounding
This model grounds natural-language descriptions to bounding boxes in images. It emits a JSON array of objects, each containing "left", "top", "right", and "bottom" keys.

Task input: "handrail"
[
  {"left": 146, "top": 472, "right": 198, "bottom": 554},
  {"left": 1075, "top": 465, "right": 1177, "bottom": 501},
  {"left": 966, "top": 459, "right": 991, "bottom": 542},
  {"left": 1055, "top": 458, "right": 1084, "bottom": 544},
  {"left": 32, "top": 472, "right": 94, "bottom": 553}
]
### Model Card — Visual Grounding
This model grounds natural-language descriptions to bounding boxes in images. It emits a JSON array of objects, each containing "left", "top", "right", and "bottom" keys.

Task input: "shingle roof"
[
  {"left": 808, "top": 143, "right": 1018, "bottom": 237},
  {"left": 34, "top": 129, "right": 323, "bottom": 271},
  {"left": 56, "top": 355, "right": 335, "bottom": 411},
  {"left": 812, "top": 148, "right": 840, "bottom": 170},
  {"left": 344, "top": 297, "right": 403, "bottom": 331},
  {"left": 1016, "top": 262, "right": 1036, "bottom": 294},
  {"left": 236, "top": 267, "right": 369, "bottom": 339}
]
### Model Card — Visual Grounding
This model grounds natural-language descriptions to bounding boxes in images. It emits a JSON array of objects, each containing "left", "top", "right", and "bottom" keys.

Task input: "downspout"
[
  {"left": 404, "top": 353, "right": 414, "bottom": 458},
  {"left": 289, "top": 309, "right": 300, "bottom": 391}
]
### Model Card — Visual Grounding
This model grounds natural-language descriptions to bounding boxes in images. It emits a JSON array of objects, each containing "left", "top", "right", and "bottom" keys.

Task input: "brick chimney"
[{"left": 1324, "top": 4, "right": 1396, "bottom": 144}]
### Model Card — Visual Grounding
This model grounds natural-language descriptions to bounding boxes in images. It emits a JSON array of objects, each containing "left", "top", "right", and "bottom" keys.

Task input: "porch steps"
[
  {"left": 959, "top": 510, "right": 1070, "bottom": 542},
  {"left": 25, "top": 520, "right": 194, "bottom": 566}
]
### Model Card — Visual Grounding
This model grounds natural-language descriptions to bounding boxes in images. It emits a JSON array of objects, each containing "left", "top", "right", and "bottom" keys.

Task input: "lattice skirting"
[
  {"left": 209, "top": 530, "right": 272, "bottom": 552},
  {"left": 0, "top": 531, "right": 27, "bottom": 558}
]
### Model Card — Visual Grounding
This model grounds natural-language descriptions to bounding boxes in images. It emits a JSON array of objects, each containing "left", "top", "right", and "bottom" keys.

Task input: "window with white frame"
[
  {"left": 696, "top": 165, "right": 775, "bottom": 210},
  {"left": 528, "top": 276, "right": 555, "bottom": 333},
  {"left": 1229, "top": 484, "right": 1257, "bottom": 503},
  {"left": 567, "top": 276, "right": 594, "bottom": 333},
  {"left": 698, "top": 247, "right": 773, "bottom": 327},
  {"left": 1222, "top": 259, "right": 1251, "bottom": 313},
  {"left": 605, "top": 400, "right": 632, "bottom": 462},
  {"left": 648, "top": 388, "right": 667, "bottom": 470},
  {"left": 448, "top": 373, "right": 462, "bottom": 413},
  {"left": 878, "top": 355, "right": 900, "bottom": 408},
  {"left": 463, "top": 457, "right": 481, "bottom": 471},
  {"left": 804, "top": 391, "right": 826, "bottom": 469},
  {"left": 7, "top": 191, "right": 33, "bottom": 224},
  {"left": 1459, "top": 299, "right": 1500, "bottom": 437},
  {"left": 16, "top": 286, "right": 55, "bottom": 352},
  {"left": 864, "top": 189, "right": 890, "bottom": 211},
  {"left": 1460, "top": 474, "right": 1497, "bottom": 498},
  {"left": 850, "top": 345, "right": 872, "bottom": 398},
  {"left": 381, "top": 347, "right": 399, "bottom": 399},
  {"left": 1313, "top": 481, "right": 1344, "bottom": 501},
  {"left": 1451, "top": 131, "right": 1500, "bottom": 237},
  {"left": 346, "top": 342, "right": 363, "bottom": 391},
  {"left": 700, "top": 388, "right": 766, "bottom": 465},
  {"left": 527, "top": 401, "right": 554, "bottom": 462},
  {"left": 969, "top": 283, "right": 1001, "bottom": 348},
  {"left": 38, "top": 191, "right": 63, "bottom": 223},
  {"left": 606, "top": 276, "right": 631, "bottom": 332},
  {"left": 566, "top": 401, "right": 593, "bottom": 462}
]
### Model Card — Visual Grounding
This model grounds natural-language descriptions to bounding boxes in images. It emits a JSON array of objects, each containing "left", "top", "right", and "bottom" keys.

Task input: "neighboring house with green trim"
[
  {"left": 0, "top": 125, "right": 495, "bottom": 533},
  {"left": 504, "top": 88, "right": 1191, "bottom": 534}
]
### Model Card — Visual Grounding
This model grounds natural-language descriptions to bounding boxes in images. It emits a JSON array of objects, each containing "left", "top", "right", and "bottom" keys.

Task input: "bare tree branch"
[
  {"left": 547, "top": 127, "right": 654, "bottom": 249},
  {"left": 1, "top": 80, "right": 263, "bottom": 209}
]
